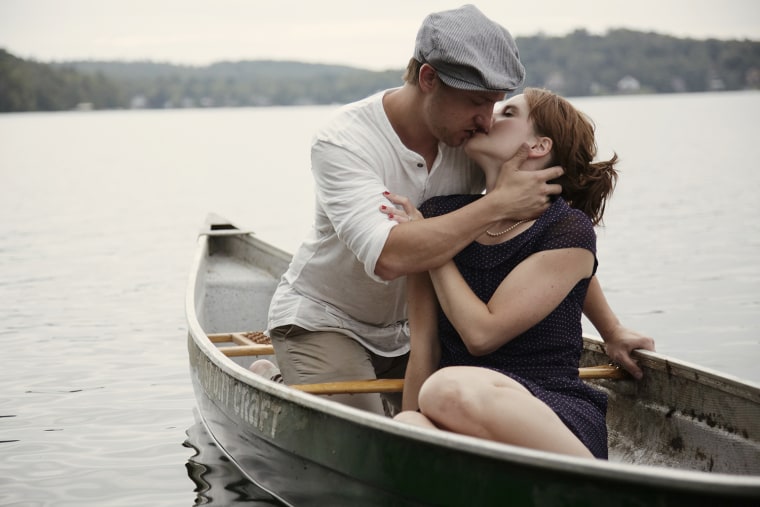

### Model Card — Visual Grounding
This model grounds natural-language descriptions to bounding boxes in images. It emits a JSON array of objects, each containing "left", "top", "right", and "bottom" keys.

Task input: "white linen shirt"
[{"left": 267, "top": 90, "right": 485, "bottom": 356}]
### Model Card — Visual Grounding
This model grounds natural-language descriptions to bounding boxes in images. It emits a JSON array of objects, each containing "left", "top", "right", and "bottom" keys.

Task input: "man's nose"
[{"left": 475, "top": 112, "right": 492, "bottom": 132}]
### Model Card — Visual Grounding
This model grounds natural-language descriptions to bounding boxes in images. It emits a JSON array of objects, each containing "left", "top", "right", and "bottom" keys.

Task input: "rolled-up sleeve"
[{"left": 312, "top": 139, "right": 397, "bottom": 283}]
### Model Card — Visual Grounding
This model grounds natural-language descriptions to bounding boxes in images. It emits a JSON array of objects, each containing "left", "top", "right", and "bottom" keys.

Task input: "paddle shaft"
[
  {"left": 291, "top": 364, "right": 628, "bottom": 395},
  {"left": 205, "top": 333, "right": 629, "bottom": 393}
]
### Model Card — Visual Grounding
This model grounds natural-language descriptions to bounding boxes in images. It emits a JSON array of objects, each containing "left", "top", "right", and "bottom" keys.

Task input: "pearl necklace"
[{"left": 485, "top": 219, "right": 529, "bottom": 237}]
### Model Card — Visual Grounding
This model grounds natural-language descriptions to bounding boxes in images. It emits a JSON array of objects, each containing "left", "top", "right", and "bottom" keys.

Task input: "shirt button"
[{"left": 417, "top": 163, "right": 424, "bottom": 168}]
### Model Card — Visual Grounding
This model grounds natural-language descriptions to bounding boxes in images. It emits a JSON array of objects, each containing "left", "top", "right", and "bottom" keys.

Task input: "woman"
[{"left": 384, "top": 88, "right": 655, "bottom": 459}]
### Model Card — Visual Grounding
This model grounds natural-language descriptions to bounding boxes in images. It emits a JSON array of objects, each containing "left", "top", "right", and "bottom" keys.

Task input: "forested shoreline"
[{"left": 1, "top": 29, "right": 758, "bottom": 113}]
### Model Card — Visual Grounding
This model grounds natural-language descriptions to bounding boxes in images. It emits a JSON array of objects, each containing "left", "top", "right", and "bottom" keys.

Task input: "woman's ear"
[
  {"left": 418, "top": 64, "right": 438, "bottom": 93},
  {"left": 528, "top": 136, "right": 552, "bottom": 158}
]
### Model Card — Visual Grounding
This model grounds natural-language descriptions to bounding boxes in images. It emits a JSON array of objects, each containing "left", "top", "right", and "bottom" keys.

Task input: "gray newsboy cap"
[{"left": 414, "top": 4, "right": 525, "bottom": 92}]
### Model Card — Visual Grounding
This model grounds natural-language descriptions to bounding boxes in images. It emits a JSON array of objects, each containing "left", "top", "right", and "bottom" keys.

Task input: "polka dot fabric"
[{"left": 420, "top": 195, "right": 608, "bottom": 459}]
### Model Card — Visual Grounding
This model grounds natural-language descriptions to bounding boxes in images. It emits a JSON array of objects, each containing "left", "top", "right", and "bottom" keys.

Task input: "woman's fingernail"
[{"left": 383, "top": 191, "right": 390, "bottom": 195}]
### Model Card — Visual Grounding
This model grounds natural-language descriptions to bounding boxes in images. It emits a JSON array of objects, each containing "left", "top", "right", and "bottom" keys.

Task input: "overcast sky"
[{"left": 1, "top": 0, "right": 758, "bottom": 70}]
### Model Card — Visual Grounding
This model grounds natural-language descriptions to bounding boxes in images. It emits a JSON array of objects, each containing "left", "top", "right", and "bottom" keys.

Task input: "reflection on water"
[{"left": 184, "top": 414, "right": 282, "bottom": 506}]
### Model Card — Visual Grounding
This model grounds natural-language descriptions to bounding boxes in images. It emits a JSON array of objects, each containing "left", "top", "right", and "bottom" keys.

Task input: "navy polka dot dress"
[{"left": 420, "top": 195, "right": 609, "bottom": 459}]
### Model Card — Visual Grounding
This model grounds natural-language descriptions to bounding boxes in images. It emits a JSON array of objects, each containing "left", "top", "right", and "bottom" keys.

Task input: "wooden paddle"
[{"left": 291, "top": 364, "right": 628, "bottom": 395}]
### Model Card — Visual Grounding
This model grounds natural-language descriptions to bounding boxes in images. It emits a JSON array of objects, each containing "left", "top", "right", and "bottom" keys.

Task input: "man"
[{"left": 266, "top": 5, "right": 651, "bottom": 414}]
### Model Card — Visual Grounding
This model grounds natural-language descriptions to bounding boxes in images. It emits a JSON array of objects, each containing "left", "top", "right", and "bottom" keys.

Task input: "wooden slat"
[
  {"left": 209, "top": 331, "right": 270, "bottom": 341},
  {"left": 208, "top": 332, "right": 235, "bottom": 343},
  {"left": 209, "top": 331, "right": 627, "bottom": 384},
  {"left": 291, "top": 365, "right": 629, "bottom": 395},
  {"left": 232, "top": 333, "right": 255, "bottom": 346},
  {"left": 208, "top": 331, "right": 271, "bottom": 349},
  {"left": 291, "top": 379, "right": 404, "bottom": 395},
  {"left": 208, "top": 331, "right": 274, "bottom": 357},
  {"left": 208, "top": 334, "right": 625, "bottom": 382},
  {"left": 580, "top": 364, "right": 628, "bottom": 380},
  {"left": 219, "top": 344, "right": 275, "bottom": 357}
]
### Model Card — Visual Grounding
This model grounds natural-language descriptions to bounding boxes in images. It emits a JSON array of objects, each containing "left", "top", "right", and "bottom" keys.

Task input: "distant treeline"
[{"left": 1, "top": 29, "right": 759, "bottom": 112}]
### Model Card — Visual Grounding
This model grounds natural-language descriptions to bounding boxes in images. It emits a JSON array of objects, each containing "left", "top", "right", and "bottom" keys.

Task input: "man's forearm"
[
  {"left": 375, "top": 153, "right": 564, "bottom": 280},
  {"left": 374, "top": 194, "right": 504, "bottom": 280}
]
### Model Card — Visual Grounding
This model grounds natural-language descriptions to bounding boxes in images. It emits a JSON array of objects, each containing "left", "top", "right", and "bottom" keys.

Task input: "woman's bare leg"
[
  {"left": 393, "top": 410, "right": 438, "bottom": 429},
  {"left": 418, "top": 366, "right": 594, "bottom": 458}
]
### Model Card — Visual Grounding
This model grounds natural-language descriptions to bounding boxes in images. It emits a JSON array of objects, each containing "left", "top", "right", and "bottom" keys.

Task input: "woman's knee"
[
  {"left": 419, "top": 367, "right": 523, "bottom": 421},
  {"left": 394, "top": 410, "right": 435, "bottom": 428},
  {"left": 393, "top": 410, "right": 417, "bottom": 424},
  {"left": 419, "top": 368, "right": 474, "bottom": 418}
]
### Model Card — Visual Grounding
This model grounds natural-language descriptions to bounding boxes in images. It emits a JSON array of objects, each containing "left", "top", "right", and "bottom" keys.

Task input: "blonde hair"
[{"left": 403, "top": 58, "right": 422, "bottom": 85}]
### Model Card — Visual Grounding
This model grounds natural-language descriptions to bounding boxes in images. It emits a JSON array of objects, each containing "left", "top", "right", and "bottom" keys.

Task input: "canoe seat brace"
[{"left": 208, "top": 331, "right": 274, "bottom": 356}]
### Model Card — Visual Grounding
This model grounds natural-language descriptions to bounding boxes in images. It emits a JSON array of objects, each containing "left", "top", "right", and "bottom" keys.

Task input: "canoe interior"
[
  {"left": 188, "top": 221, "right": 760, "bottom": 502},
  {"left": 580, "top": 341, "right": 760, "bottom": 474}
]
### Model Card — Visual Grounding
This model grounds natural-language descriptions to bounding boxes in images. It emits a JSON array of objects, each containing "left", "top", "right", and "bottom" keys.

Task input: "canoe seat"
[{"left": 208, "top": 331, "right": 274, "bottom": 357}]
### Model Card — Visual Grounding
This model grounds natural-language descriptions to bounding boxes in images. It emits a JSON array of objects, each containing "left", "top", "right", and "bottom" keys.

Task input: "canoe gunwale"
[{"left": 583, "top": 335, "right": 760, "bottom": 405}]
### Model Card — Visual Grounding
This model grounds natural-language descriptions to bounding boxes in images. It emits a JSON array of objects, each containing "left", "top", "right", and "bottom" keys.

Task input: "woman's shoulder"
[
  {"left": 538, "top": 198, "right": 597, "bottom": 249},
  {"left": 420, "top": 194, "right": 482, "bottom": 218},
  {"left": 545, "top": 198, "right": 593, "bottom": 227}
]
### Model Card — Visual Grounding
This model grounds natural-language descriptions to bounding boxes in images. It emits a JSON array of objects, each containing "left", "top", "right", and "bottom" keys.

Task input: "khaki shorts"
[{"left": 270, "top": 325, "right": 408, "bottom": 416}]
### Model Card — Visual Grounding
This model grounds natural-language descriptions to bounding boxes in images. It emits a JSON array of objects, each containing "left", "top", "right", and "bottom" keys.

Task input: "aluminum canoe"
[{"left": 185, "top": 214, "right": 760, "bottom": 506}]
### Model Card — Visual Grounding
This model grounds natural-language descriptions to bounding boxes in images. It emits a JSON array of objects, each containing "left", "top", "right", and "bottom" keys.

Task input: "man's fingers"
[
  {"left": 546, "top": 182, "right": 563, "bottom": 197},
  {"left": 544, "top": 164, "right": 564, "bottom": 180},
  {"left": 503, "top": 142, "right": 531, "bottom": 171},
  {"left": 537, "top": 165, "right": 563, "bottom": 199}
]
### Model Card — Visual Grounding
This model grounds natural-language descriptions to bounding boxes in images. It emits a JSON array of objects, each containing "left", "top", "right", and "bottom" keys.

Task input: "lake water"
[{"left": 0, "top": 91, "right": 758, "bottom": 506}]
